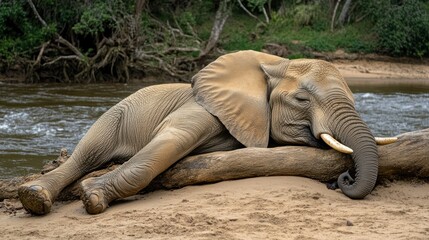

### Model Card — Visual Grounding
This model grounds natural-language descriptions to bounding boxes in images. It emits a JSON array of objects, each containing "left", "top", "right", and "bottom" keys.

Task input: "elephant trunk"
[{"left": 329, "top": 105, "right": 379, "bottom": 199}]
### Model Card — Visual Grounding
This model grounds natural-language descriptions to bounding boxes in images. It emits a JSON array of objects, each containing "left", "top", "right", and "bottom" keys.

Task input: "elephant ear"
[{"left": 191, "top": 50, "right": 285, "bottom": 148}]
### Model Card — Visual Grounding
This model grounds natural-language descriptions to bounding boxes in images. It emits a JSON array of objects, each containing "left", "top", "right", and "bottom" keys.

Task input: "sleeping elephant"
[{"left": 18, "top": 50, "right": 396, "bottom": 215}]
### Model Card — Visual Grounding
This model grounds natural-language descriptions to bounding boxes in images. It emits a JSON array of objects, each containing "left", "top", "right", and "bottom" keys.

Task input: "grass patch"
[
  {"left": 220, "top": 14, "right": 377, "bottom": 56},
  {"left": 220, "top": 13, "right": 265, "bottom": 51}
]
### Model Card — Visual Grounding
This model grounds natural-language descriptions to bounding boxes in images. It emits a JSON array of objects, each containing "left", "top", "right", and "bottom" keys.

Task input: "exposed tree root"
[{"left": 23, "top": 0, "right": 212, "bottom": 83}]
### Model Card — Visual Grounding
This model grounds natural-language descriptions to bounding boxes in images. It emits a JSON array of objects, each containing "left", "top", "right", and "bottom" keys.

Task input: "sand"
[
  {"left": 1, "top": 177, "right": 428, "bottom": 240},
  {"left": 1, "top": 59, "right": 429, "bottom": 240},
  {"left": 335, "top": 59, "right": 429, "bottom": 79},
  {"left": 334, "top": 59, "right": 429, "bottom": 88}
]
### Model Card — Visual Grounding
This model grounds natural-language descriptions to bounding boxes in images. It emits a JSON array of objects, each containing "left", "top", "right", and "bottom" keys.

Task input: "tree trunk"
[
  {"left": 330, "top": 0, "right": 341, "bottom": 32},
  {"left": 199, "top": 0, "right": 233, "bottom": 58},
  {"left": 1, "top": 129, "right": 428, "bottom": 201},
  {"left": 134, "top": 0, "right": 147, "bottom": 36},
  {"left": 337, "top": 0, "right": 352, "bottom": 27}
]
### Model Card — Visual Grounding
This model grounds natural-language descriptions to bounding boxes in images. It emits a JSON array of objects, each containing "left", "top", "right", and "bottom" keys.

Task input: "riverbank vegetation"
[{"left": 0, "top": 0, "right": 428, "bottom": 83}]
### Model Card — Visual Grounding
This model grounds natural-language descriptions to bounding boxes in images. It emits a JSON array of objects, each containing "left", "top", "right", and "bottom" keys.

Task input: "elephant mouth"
[
  {"left": 276, "top": 125, "right": 328, "bottom": 149},
  {"left": 297, "top": 125, "right": 330, "bottom": 149},
  {"left": 305, "top": 131, "right": 328, "bottom": 148}
]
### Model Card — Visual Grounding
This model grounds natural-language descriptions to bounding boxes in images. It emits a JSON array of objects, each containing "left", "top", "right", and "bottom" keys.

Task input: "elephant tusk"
[
  {"left": 375, "top": 137, "right": 398, "bottom": 145},
  {"left": 320, "top": 133, "right": 353, "bottom": 154}
]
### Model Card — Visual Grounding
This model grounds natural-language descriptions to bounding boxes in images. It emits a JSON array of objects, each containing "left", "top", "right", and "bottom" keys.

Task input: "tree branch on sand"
[{"left": 1, "top": 129, "right": 428, "bottom": 201}]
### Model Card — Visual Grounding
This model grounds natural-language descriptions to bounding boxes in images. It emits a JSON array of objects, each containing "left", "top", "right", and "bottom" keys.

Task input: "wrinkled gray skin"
[{"left": 18, "top": 51, "right": 378, "bottom": 215}]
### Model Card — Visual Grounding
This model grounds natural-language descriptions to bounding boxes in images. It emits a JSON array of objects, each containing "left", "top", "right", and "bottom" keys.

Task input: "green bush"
[
  {"left": 332, "top": 25, "right": 376, "bottom": 53},
  {"left": 72, "top": 2, "right": 114, "bottom": 36},
  {"left": 0, "top": 1, "right": 55, "bottom": 60},
  {"left": 375, "top": 0, "right": 429, "bottom": 57},
  {"left": 292, "top": 3, "right": 321, "bottom": 27}
]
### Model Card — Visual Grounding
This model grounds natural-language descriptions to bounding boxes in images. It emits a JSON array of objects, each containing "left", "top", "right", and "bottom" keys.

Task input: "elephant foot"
[
  {"left": 80, "top": 178, "right": 110, "bottom": 214},
  {"left": 18, "top": 184, "right": 53, "bottom": 215}
]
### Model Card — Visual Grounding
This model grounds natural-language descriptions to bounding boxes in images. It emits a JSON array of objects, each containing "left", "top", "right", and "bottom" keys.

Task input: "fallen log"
[{"left": 1, "top": 129, "right": 428, "bottom": 201}]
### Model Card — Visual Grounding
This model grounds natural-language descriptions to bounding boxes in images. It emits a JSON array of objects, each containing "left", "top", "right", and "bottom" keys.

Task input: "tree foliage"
[
  {"left": 373, "top": 0, "right": 429, "bottom": 57},
  {"left": 0, "top": 1, "right": 55, "bottom": 61}
]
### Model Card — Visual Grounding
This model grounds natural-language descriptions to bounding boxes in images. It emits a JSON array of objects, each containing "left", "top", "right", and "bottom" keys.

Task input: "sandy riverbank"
[
  {"left": 334, "top": 59, "right": 429, "bottom": 88},
  {"left": 1, "top": 59, "right": 429, "bottom": 240},
  {"left": 1, "top": 177, "right": 428, "bottom": 240}
]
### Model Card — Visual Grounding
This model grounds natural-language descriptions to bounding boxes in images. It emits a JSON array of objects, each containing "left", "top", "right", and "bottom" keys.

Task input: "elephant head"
[{"left": 192, "top": 50, "right": 380, "bottom": 199}]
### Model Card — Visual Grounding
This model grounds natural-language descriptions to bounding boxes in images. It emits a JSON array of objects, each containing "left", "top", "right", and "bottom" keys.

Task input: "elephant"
[{"left": 18, "top": 50, "right": 396, "bottom": 215}]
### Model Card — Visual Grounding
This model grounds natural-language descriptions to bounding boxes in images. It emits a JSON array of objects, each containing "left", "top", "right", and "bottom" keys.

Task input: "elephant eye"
[{"left": 294, "top": 93, "right": 310, "bottom": 103}]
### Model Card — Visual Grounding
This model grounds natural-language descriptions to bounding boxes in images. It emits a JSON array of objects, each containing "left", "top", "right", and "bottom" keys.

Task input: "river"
[{"left": 1, "top": 83, "right": 428, "bottom": 178}]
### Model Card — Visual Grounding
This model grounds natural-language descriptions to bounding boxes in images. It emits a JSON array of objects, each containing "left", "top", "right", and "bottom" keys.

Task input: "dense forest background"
[{"left": 0, "top": 0, "right": 428, "bottom": 83}]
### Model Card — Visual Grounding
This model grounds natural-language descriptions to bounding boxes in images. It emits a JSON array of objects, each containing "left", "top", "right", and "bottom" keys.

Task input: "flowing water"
[{"left": 0, "top": 82, "right": 428, "bottom": 179}]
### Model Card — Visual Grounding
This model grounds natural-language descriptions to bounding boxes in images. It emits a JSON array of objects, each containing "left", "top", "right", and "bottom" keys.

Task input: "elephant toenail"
[
  {"left": 29, "top": 185, "right": 43, "bottom": 191},
  {"left": 89, "top": 193, "right": 99, "bottom": 204},
  {"left": 44, "top": 200, "right": 52, "bottom": 210}
]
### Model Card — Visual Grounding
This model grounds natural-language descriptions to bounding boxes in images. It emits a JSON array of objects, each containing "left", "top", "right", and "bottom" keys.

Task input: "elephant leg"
[
  {"left": 80, "top": 127, "right": 217, "bottom": 214},
  {"left": 80, "top": 105, "right": 224, "bottom": 214},
  {"left": 19, "top": 113, "right": 124, "bottom": 215}
]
